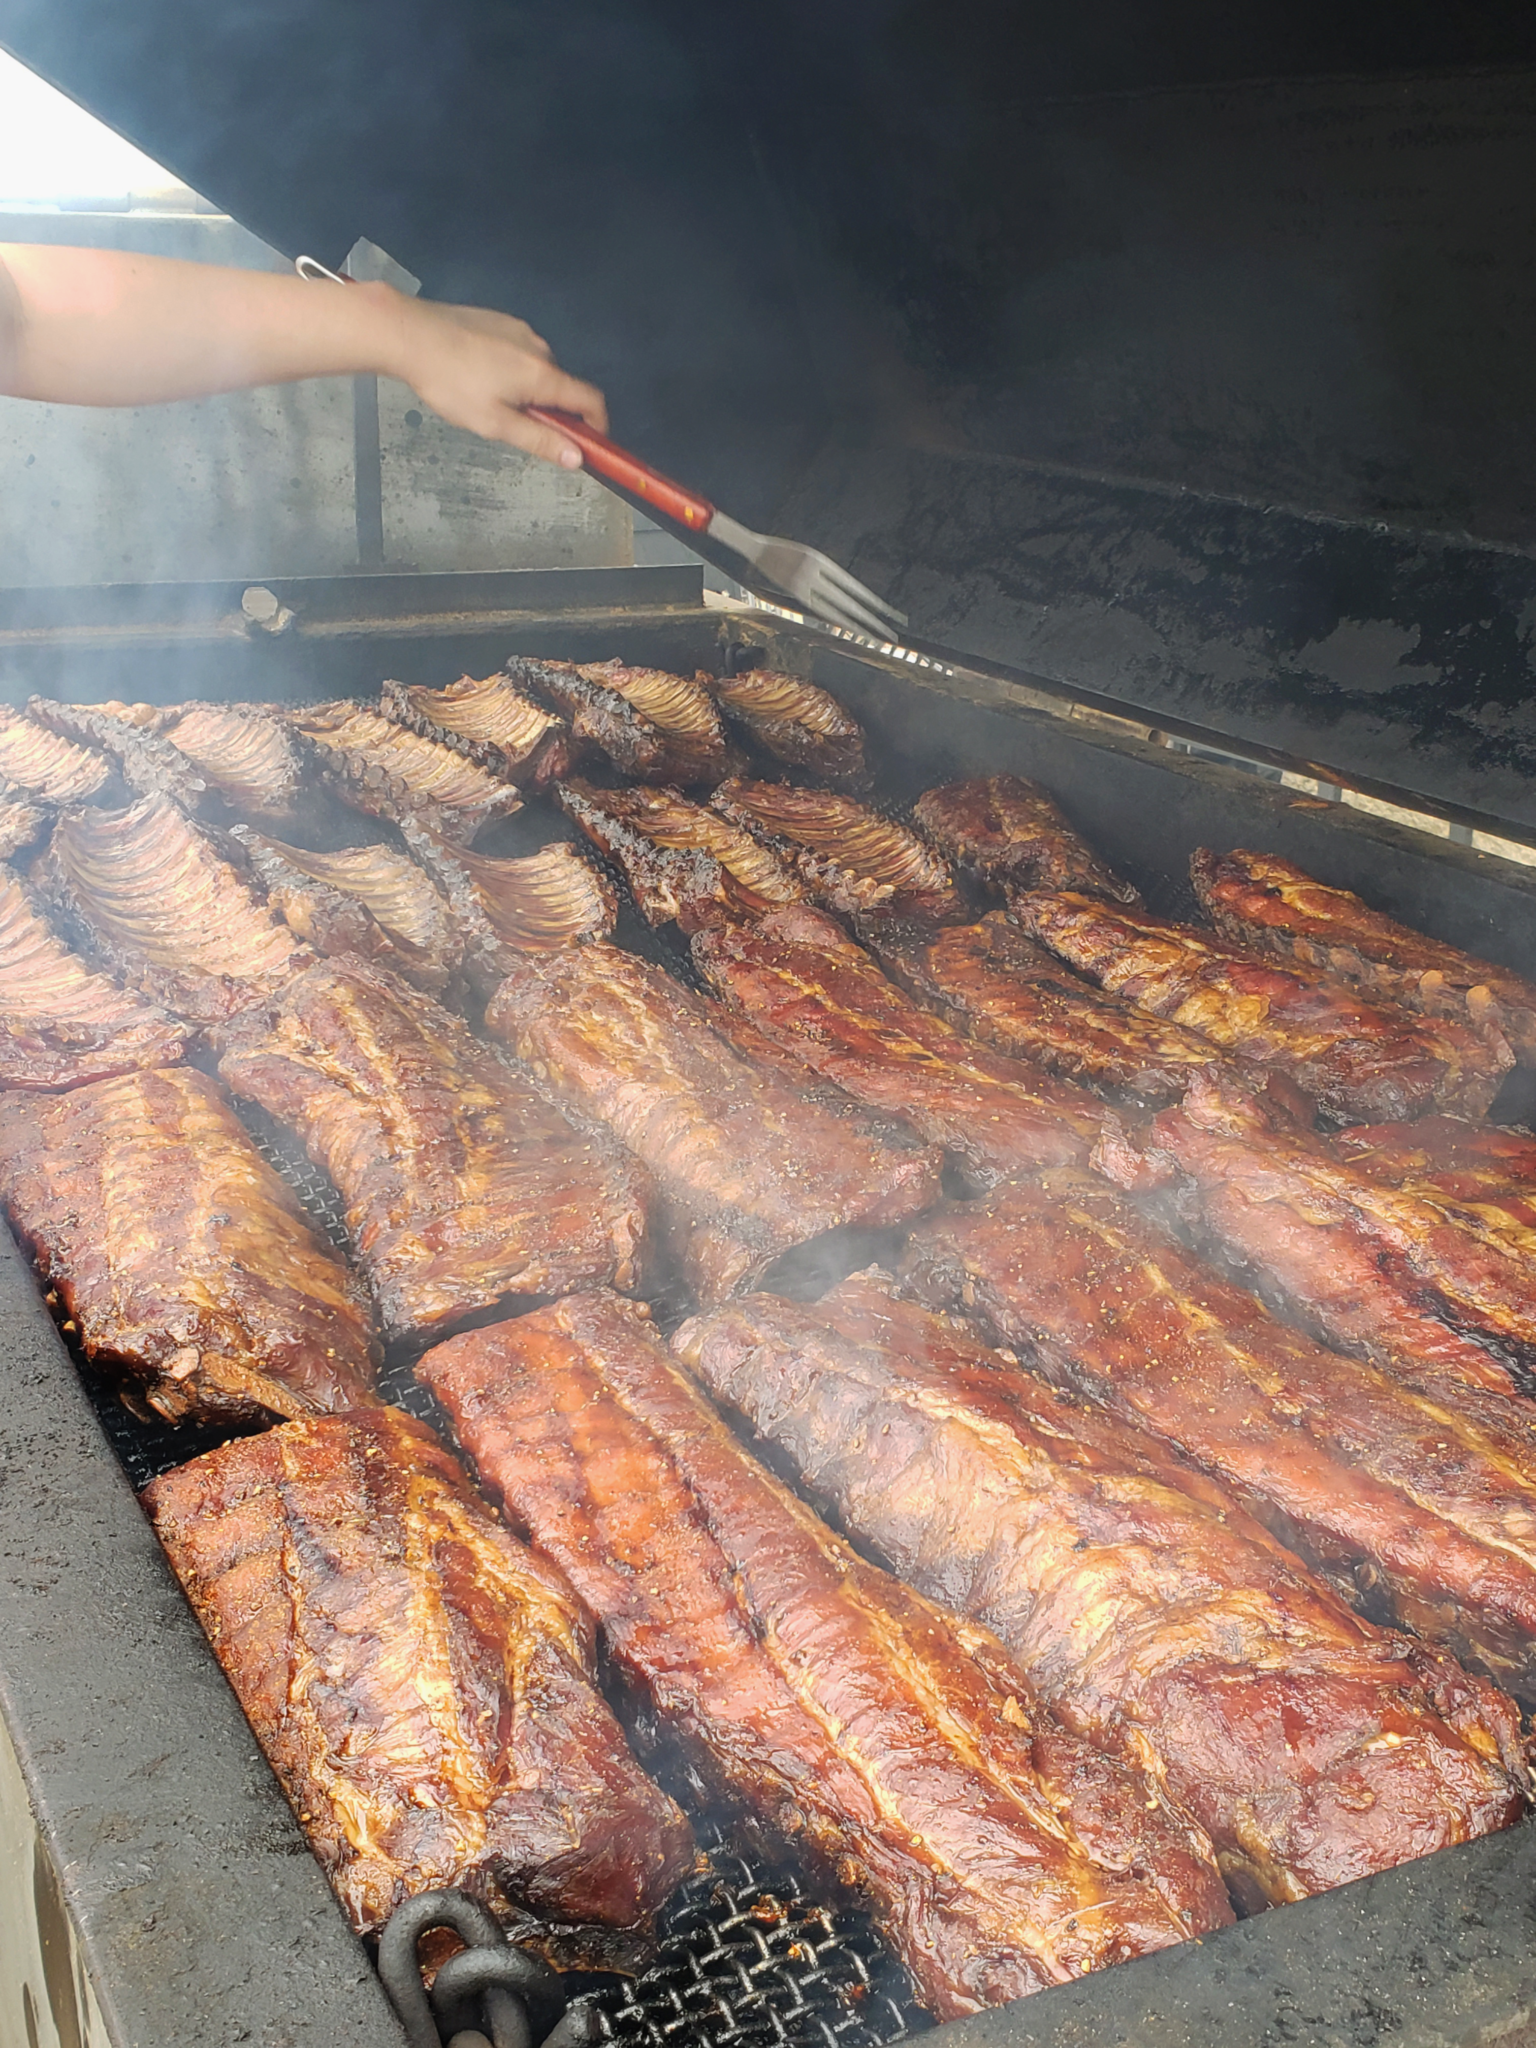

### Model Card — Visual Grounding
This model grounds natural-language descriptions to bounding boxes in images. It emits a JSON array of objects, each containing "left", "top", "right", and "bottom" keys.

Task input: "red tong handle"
[{"left": 525, "top": 407, "right": 715, "bottom": 531}]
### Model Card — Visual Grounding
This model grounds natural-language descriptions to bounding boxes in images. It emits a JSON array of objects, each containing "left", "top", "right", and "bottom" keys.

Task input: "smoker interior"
[{"left": 5, "top": 568, "right": 1536, "bottom": 2048}]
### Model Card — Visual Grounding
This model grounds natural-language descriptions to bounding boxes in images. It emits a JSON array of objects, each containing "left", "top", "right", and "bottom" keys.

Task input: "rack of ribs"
[
  {"left": 505, "top": 657, "right": 733, "bottom": 785},
  {"left": 705, "top": 670, "right": 869, "bottom": 788},
  {"left": 142, "top": 1406, "right": 695, "bottom": 1939},
  {"left": 230, "top": 826, "right": 464, "bottom": 994},
  {"left": 692, "top": 904, "right": 1103, "bottom": 1188},
  {"left": 0, "top": 1065, "right": 377, "bottom": 1424},
  {"left": 902, "top": 1171, "right": 1536, "bottom": 1699},
  {"left": 1097, "top": 1069, "right": 1536, "bottom": 1404},
  {"left": 416, "top": 1290, "right": 1234, "bottom": 2019},
  {"left": 676, "top": 1275, "right": 1526, "bottom": 1908},
  {"left": 27, "top": 696, "right": 211, "bottom": 810},
  {"left": 286, "top": 701, "right": 524, "bottom": 844},
  {"left": 867, "top": 910, "right": 1239, "bottom": 1107},
  {"left": 0, "top": 864, "right": 187, "bottom": 1089},
  {"left": 1336, "top": 1116, "right": 1536, "bottom": 1231},
  {"left": 913, "top": 774, "right": 1142, "bottom": 904},
  {"left": 148, "top": 701, "right": 312, "bottom": 823},
  {"left": 217, "top": 956, "right": 651, "bottom": 1342},
  {"left": 556, "top": 778, "right": 803, "bottom": 931},
  {"left": 710, "top": 779, "right": 963, "bottom": 921},
  {"left": 1193, "top": 847, "right": 1536, "bottom": 1066},
  {"left": 484, "top": 941, "right": 939, "bottom": 1302},
  {"left": 401, "top": 822, "right": 616, "bottom": 991},
  {"left": 381, "top": 672, "right": 575, "bottom": 787},
  {"left": 1014, "top": 889, "right": 1510, "bottom": 1121},
  {"left": 0, "top": 705, "right": 112, "bottom": 805},
  {"left": 37, "top": 795, "right": 313, "bottom": 1025}
]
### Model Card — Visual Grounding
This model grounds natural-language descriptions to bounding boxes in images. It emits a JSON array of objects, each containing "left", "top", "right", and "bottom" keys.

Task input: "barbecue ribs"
[
  {"left": 506, "top": 657, "right": 732, "bottom": 785},
  {"left": 0, "top": 864, "right": 187, "bottom": 1089},
  {"left": 416, "top": 1291, "right": 1233, "bottom": 2019},
  {"left": 402, "top": 823, "right": 616, "bottom": 989},
  {"left": 1097, "top": 1069, "right": 1536, "bottom": 1403},
  {"left": 1193, "top": 847, "right": 1536, "bottom": 1065},
  {"left": 903, "top": 1172, "right": 1536, "bottom": 1698},
  {"left": 676, "top": 1275, "right": 1526, "bottom": 1907},
  {"left": 1014, "top": 888, "right": 1509, "bottom": 1120},
  {"left": 381, "top": 672, "right": 574, "bottom": 786},
  {"left": 143, "top": 1407, "right": 695, "bottom": 1937},
  {"left": 0, "top": 1065, "right": 377, "bottom": 1424},
  {"left": 706, "top": 670, "right": 869, "bottom": 788},
  {"left": 867, "top": 910, "right": 1235, "bottom": 1107},
  {"left": 38, "top": 795, "right": 312, "bottom": 1024},
  {"left": 556, "top": 778, "right": 803, "bottom": 931},
  {"left": 484, "top": 941, "right": 939, "bottom": 1302},
  {"left": 1336, "top": 1116, "right": 1536, "bottom": 1232},
  {"left": 288, "top": 701, "right": 524, "bottom": 844},
  {"left": 152, "top": 701, "right": 312, "bottom": 822},
  {"left": 27, "top": 696, "right": 209, "bottom": 810},
  {"left": 0, "top": 706, "right": 111, "bottom": 804},
  {"left": 692, "top": 904, "right": 1103, "bottom": 1187},
  {"left": 230, "top": 826, "right": 464, "bottom": 994},
  {"left": 913, "top": 774, "right": 1141, "bottom": 904},
  {"left": 218, "top": 956, "right": 651, "bottom": 1340},
  {"left": 710, "top": 778, "right": 962, "bottom": 921}
]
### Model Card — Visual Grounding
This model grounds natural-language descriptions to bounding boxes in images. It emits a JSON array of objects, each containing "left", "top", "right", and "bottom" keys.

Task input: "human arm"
[{"left": 0, "top": 244, "right": 605, "bottom": 467}]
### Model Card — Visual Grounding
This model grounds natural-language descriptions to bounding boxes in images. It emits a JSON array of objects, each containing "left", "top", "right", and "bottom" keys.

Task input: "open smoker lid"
[{"left": 6, "top": 0, "right": 1536, "bottom": 833}]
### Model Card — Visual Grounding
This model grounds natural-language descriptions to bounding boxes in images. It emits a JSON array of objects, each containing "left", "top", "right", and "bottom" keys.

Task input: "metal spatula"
[{"left": 524, "top": 407, "right": 907, "bottom": 639}]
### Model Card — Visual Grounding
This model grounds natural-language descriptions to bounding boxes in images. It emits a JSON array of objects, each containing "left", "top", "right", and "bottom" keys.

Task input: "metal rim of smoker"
[{"left": 3, "top": 563, "right": 1536, "bottom": 2048}]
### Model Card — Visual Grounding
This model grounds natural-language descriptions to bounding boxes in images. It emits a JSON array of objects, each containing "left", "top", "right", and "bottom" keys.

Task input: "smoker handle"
[{"left": 524, "top": 407, "right": 716, "bottom": 531}]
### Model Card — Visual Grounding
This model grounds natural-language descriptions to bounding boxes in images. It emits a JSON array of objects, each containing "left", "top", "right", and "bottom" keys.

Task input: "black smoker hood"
[{"left": 4, "top": 2, "right": 1536, "bottom": 821}]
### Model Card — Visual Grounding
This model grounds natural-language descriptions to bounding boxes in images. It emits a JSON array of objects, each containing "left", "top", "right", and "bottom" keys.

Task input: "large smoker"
[{"left": 5, "top": 6, "right": 1536, "bottom": 2045}]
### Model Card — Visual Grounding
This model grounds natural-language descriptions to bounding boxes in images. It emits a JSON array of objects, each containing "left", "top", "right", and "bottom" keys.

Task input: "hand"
[{"left": 383, "top": 286, "right": 609, "bottom": 468}]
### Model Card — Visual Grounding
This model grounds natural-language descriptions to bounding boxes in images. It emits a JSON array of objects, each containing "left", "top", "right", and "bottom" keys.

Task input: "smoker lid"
[{"left": 7, "top": 2, "right": 1536, "bottom": 832}]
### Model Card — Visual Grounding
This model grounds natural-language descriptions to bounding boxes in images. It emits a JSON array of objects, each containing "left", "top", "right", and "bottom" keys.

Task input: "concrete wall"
[{"left": 0, "top": 209, "right": 633, "bottom": 587}]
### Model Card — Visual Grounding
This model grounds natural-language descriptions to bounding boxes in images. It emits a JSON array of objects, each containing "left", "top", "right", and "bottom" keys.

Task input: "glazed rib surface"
[
  {"left": 1097, "top": 1070, "right": 1536, "bottom": 1403},
  {"left": 707, "top": 670, "right": 868, "bottom": 787},
  {"left": 1015, "top": 889, "right": 1509, "bottom": 1121},
  {"left": 39, "top": 795, "right": 312, "bottom": 1024},
  {"left": 903, "top": 1172, "right": 1536, "bottom": 1697},
  {"left": 143, "top": 1407, "right": 695, "bottom": 1937},
  {"left": 231, "top": 826, "right": 463, "bottom": 993},
  {"left": 0, "top": 706, "right": 111, "bottom": 804},
  {"left": 405, "top": 825, "right": 616, "bottom": 988},
  {"left": 416, "top": 1291, "right": 1233, "bottom": 2019},
  {"left": 676, "top": 1275, "right": 1526, "bottom": 1906},
  {"left": 1193, "top": 847, "right": 1536, "bottom": 1064},
  {"left": 218, "top": 956, "right": 650, "bottom": 1339},
  {"left": 557, "top": 778, "right": 803, "bottom": 930},
  {"left": 507, "top": 657, "right": 731, "bottom": 785},
  {"left": 1337, "top": 1116, "right": 1536, "bottom": 1232},
  {"left": 0, "top": 864, "right": 187, "bottom": 1088},
  {"left": 711, "top": 779, "right": 962, "bottom": 921},
  {"left": 0, "top": 1064, "right": 377, "bottom": 1424},
  {"left": 156, "top": 702, "right": 310, "bottom": 821},
  {"left": 913, "top": 775, "right": 1141, "bottom": 905},
  {"left": 693, "top": 904, "right": 1103, "bottom": 1187},
  {"left": 485, "top": 941, "right": 939, "bottom": 1301},
  {"left": 288, "top": 701, "right": 523, "bottom": 842},
  {"left": 382, "top": 672, "right": 573, "bottom": 785},
  {"left": 868, "top": 911, "right": 1233, "bottom": 1107}
]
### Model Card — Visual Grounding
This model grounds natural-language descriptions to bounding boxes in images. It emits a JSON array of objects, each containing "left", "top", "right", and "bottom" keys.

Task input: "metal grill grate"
[{"left": 593, "top": 1843, "right": 920, "bottom": 2048}]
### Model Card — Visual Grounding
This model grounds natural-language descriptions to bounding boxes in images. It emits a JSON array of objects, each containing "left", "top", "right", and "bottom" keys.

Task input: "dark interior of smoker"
[{"left": 4, "top": 3, "right": 1536, "bottom": 2044}]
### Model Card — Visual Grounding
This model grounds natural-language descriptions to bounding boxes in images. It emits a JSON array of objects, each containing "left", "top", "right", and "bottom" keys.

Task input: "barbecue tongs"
[{"left": 296, "top": 254, "right": 906, "bottom": 639}]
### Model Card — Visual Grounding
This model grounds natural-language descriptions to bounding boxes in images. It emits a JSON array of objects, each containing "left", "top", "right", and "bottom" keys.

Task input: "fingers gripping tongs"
[{"left": 294, "top": 253, "right": 906, "bottom": 638}]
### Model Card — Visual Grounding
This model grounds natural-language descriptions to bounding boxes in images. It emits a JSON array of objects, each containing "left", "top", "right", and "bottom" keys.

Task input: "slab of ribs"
[
  {"left": 143, "top": 1406, "right": 696, "bottom": 1937},
  {"left": 416, "top": 1289, "right": 1236, "bottom": 2019}
]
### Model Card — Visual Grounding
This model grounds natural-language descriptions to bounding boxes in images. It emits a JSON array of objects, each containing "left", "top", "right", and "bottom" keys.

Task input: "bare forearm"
[{"left": 0, "top": 245, "right": 606, "bottom": 465}]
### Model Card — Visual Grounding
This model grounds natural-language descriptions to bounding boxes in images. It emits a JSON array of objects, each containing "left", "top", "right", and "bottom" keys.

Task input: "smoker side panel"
[{"left": 0, "top": 1224, "right": 407, "bottom": 2048}]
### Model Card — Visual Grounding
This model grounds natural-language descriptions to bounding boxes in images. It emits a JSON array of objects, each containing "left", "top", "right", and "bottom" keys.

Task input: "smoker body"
[{"left": 2, "top": 562, "right": 1536, "bottom": 2048}]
